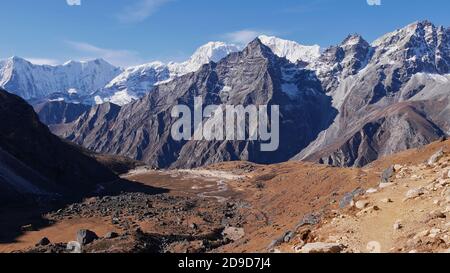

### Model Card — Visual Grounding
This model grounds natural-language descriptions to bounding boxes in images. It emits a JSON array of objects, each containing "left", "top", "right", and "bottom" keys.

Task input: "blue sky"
[{"left": 1, "top": 0, "right": 449, "bottom": 67}]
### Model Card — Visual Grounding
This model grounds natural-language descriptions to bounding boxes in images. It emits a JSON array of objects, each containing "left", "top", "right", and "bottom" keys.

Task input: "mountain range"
[
  {"left": 0, "top": 57, "right": 122, "bottom": 101},
  {"left": 0, "top": 36, "right": 319, "bottom": 106},
  {"left": 5, "top": 20, "right": 450, "bottom": 170}
]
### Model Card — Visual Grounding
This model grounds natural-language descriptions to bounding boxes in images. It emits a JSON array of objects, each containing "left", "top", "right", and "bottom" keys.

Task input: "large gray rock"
[
  {"left": 222, "top": 227, "right": 245, "bottom": 241},
  {"left": 36, "top": 237, "right": 50, "bottom": 246},
  {"left": 76, "top": 229, "right": 98, "bottom": 245},
  {"left": 428, "top": 149, "right": 445, "bottom": 165},
  {"left": 66, "top": 241, "right": 82, "bottom": 253},
  {"left": 381, "top": 166, "right": 395, "bottom": 184}
]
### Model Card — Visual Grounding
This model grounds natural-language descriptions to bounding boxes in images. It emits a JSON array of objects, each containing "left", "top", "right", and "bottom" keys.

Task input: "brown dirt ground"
[{"left": 1, "top": 140, "right": 449, "bottom": 253}]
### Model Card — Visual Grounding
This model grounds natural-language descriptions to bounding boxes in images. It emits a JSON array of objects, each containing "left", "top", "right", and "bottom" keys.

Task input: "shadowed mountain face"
[
  {"left": 55, "top": 39, "right": 336, "bottom": 168},
  {"left": 0, "top": 88, "right": 118, "bottom": 205},
  {"left": 33, "top": 100, "right": 91, "bottom": 125}
]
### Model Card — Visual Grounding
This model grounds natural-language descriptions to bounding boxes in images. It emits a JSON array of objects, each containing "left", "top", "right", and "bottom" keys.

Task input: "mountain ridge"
[{"left": 51, "top": 21, "right": 450, "bottom": 169}]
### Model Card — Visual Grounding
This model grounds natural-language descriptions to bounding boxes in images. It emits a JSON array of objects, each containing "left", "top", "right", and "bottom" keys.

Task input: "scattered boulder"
[
  {"left": 66, "top": 241, "right": 82, "bottom": 253},
  {"left": 366, "top": 241, "right": 381, "bottom": 253},
  {"left": 428, "top": 149, "right": 444, "bottom": 165},
  {"left": 355, "top": 200, "right": 370, "bottom": 210},
  {"left": 36, "top": 237, "right": 50, "bottom": 246},
  {"left": 296, "top": 213, "right": 320, "bottom": 228},
  {"left": 393, "top": 164, "right": 403, "bottom": 172},
  {"left": 104, "top": 232, "right": 119, "bottom": 239},
  {"left": 76, "top": 229, "right": 98, "bottom": 245},
  {"left": 393, "top": 220, "right": 402, "bottom": 230},
  {"left": 366, "top": 188, "right": 378, "bottom": 194},
  {"left": 404, "top": 188, "right": 424, "bottom": 201},
  {"left": 21, "top": 224, "right": 34, "bottom": 232},
  {"left": 293, "top": 240, "right": 306, "bottom": 253},
  {"left": 380, "top": 198, "right": 392, "bottom": 203},
  {"left": 423, "top": 211, "right": 446, "bottom": 223},
  {"left": 112, "top": 217, "right": 120, "bottom": 225},
  {"left": 222, "top": 227, "right": 245, "bottom": 241},
  {"left": 429, "top": 228, "right": 441, "bottom": 236},
  {"left": 356, "top": 206, "right": 380, "bottom": 217},
  {"left": 381, "top": 166, "right": 395, "bottom": 183},
  {"left": 339, "top": 188, "right": 365, "bottom": 208},
  {"left": 283, "top": 231, "right": 295, "bottom": 243},
  {"left": 298, "top": 242, "right": 344, "bottom": 253}
]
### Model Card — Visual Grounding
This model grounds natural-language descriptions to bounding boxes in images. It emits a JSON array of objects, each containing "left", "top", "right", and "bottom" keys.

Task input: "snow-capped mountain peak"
[
  {"left": 168, "top": 41, "right": 241, "bottom": 76},
  {"left": 0, "top": 56, "right": 122, "bottom": 99},
  {"left": 258, "top": 35, "right": 321, "bottom": 63},
  {"left": 370, "top": 20, "right": 450, "bottom": 74},
  {"left": 189, "top": 41, "right": 240, "bottom": 64},
  {"left": 97, "top": 41, "right": 241, "bottom": 105}
]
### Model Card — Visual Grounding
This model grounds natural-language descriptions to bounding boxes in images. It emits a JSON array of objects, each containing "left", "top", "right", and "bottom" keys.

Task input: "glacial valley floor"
[{"left": 1, "top": 140, "right": 449, "bottom": 253}]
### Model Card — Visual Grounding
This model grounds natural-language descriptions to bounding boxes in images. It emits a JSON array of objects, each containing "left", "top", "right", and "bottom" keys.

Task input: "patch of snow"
[
  {"left": 49, "top": 97, "right": 65, "bottom": 102},
  {"left": 94, "top": 95, "right": 103, "bottom": 105},
  {"left": 108, "top": 90, "right": 137, "bottom": 106},
  {"left": 67, "top": 88, "right": 78, "bottom": 94},
  {"left": 220, "top": 86, "right": 232, "bottom": 92}
]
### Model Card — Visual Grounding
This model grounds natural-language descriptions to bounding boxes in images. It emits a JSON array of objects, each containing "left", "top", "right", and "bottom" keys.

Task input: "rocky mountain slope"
[
  {"left": 55, "top": 39, "right": 334, "bottom": 168},
  {"left": 294, "top": 21, "right": 450, "bottom": 167},
  {"left": 0, "top": 88, "right": 118, "bottom": 205},
  {"left": 96, "top": 37, "right": 320, "bottom": 106}
]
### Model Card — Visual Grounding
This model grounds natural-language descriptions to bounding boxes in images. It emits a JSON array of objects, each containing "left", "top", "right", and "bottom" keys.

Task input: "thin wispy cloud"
[
  {"left": 223, "top": 30, "right": 272, "bottom": 46},
  {"left": 66, "top": 0, "right": 81, "bottom": 6},
  {"left": 66, "top": 41, "right": 142, "bottom": 67},
  {"left": 367, "top": 0, "right": 382, "bottom": 6},
  {"left": 118, "top": 0, "right": 172, "bottom": 23}
]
